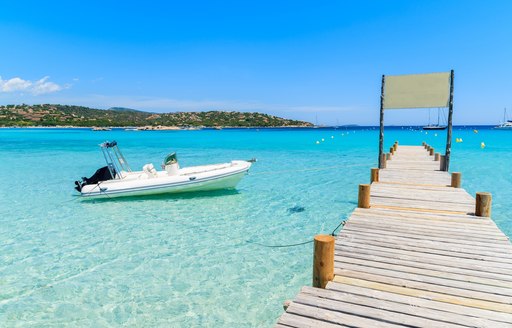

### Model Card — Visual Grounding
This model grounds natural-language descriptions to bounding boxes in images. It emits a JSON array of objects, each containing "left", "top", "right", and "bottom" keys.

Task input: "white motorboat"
[{"left": 75, "top": 141, "right": 252, "bottom": 198}]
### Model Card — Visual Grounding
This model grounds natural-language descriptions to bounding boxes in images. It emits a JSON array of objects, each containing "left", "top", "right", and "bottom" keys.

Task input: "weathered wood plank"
[
  {"left": 326, "top": 282, "right": 512, "bottom": 324},
  {"left": 302, "top": 286, "right": 512, "bottom": 328},
  {"left": 333, "top": 275, "right": 512, "bottom": 313}
]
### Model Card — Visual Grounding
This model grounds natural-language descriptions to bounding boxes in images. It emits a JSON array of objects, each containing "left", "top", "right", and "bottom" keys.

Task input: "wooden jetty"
[{"left": 276, "top": 144, "right": 512, "bottom": 327}]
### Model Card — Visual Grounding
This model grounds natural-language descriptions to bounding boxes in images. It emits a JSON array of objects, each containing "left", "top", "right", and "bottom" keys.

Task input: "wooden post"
[
  {"left": 313, "top": 234, "right": 334, "bottom": 288},
  {"left": 358, "top": 184, "right": 371, "bottom": 208},
  {"left": 370, "top": 168, "right": 379, "bottom": 183},
  {"left": 475, "top": 192, "right": 492, "bottom": 217},
  {"left": 395, "top": 141, "right": 399, "bottom": 146},
  {"left": 393, "top": 143, "right": 397, "bottom": 152},
  {"left": 390, "top": 146, "right": 394, "bottom": 155},
  {"left": 440, "top": 155, "right": 446, "bottom": 171},
  {"left": 380, "top": 153, "right": 386, "bottom": 168},
  {"left": 434, "top": 153, "right": 440, "bottom": 161},
  {"left": 378, "top": 75, "right": 385, "bottom": 169},
  {"left": 429, "top": 148, "right": 434, "bottom": 156},
  {"left": 451, "top": 172, "right": 461, "bottom": 188},
  {"left": 422, "top": 142, "right": 425, "bottom": 147},
  {"left": 445, "top": 69, "right": 454, "bottom": 171},
  {"left": 386, "top": 153, "right": 391, "bottom": 160}
]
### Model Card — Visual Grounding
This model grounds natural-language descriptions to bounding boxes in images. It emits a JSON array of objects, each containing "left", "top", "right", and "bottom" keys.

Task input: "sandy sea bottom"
[{"left": 0, "top": 127, "right": 511, "bottom": 327}]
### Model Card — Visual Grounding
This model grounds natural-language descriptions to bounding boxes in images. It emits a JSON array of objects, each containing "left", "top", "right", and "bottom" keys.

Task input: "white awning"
[{"left": 383, "top": 72, "right": 451, "bottom": 109}]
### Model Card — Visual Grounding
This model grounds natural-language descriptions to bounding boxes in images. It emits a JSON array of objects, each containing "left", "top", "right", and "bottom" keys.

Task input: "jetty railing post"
[
  {"left": 380, "top": 153, "right": 387, "bottom": 168},
  {"left": 312, "top": 235, "right": 334, "bottom": 288},
  {"left": 358, "top": 184, "right": 371, "bottom": 208},
  {"left": 370, "top": 168, "right": 379, "bottom": 183},
  {"left": 435, "top": 153, "right": 440, "bottom": 161},
  {"left": 475, "top": 192, "right": 492, "bottom": 217},
  {"left": 440, "top": 155, "right": 446, "bottom": 171},
  {"left": 451, "top": 172, "right": 461, "bottom": 188},
  {"left": 429, "top": 148, "right": 435, "bottom": 156},
  {"left": 445, "top": 69, "right": 455, "bottom": 171},
  {"left": 378, "top": 75, "right": 385, "bottom": 169}
]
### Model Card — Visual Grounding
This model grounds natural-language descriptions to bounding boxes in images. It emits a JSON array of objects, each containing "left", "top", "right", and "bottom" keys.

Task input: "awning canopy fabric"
[{"left": 383, "top": 72, "right": 451, "bottom": 109}]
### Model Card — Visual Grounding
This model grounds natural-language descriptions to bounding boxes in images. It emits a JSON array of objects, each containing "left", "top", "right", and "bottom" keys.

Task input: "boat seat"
[{"left": 143, "top": 163, "right": 158, "bottom": 178}]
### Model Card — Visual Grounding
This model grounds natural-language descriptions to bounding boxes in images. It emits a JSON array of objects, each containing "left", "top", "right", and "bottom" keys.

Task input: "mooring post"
[
  {"left": 429, "top": 148, "right": 435, "bottom": 156},
  {"left": 370, "top": 168, "right": 379, "bottom": 183},
  {"left": 451, "top": 172, "right": 461, "bottom": 188},
  {"left": 358, "top": 184, "right": 371, "bottom": 208},
  {"left": 475, "top": 192, "right": 492, "bottom": 217},
  {"left": 390, "top": 146, "right": 394, "bottom": 155},
  {"left": 440, "top": 155, "right": 446, "bottom": 171},
  {"left": 422, "top": 141, "right": 426, "bottom": 147},
  {"left": 313, "top": 234, "right": 334, "bottom": 288},
  {"left": 393, "top": 143, "right": 397, "bottom": 152},
  {"left": 435, "top": 153, "right": 440, "bottom": 161},
  {"left": 380, "top": 153, "right": 387, "bottom": 168},
  {"left": 386, "top": 153, "right": 391, "bottom": 160}
]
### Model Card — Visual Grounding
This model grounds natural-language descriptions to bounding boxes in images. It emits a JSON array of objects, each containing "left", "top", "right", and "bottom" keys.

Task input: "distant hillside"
[
  {"left": 108, "top": 107, "right": 145, "bottom": 113},
  {"left": 0, "top": 104, "right": 313, "bottom": 127}
]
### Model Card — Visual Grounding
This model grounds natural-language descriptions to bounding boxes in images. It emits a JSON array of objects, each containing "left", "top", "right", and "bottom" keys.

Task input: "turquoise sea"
[{"left": 0, "top": 127, "right": 511, "bottom": 327}]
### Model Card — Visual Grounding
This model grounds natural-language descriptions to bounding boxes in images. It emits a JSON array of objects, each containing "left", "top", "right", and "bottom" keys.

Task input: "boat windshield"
[{"left": 100, "top": 140, "right": 132, "bottom": 178}]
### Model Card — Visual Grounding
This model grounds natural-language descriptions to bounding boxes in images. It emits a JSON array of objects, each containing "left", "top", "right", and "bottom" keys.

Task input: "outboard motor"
[
  {"left": 74, "top": 166, "right": 116, "bottom": 192},
  {"left": 164, "top": 152, "right": 179, "bottom": 176}
]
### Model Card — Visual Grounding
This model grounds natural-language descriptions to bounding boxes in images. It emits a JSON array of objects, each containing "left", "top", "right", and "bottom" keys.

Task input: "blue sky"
[{"left": 0, "top": 1, "right": 511, "bottom": 125}]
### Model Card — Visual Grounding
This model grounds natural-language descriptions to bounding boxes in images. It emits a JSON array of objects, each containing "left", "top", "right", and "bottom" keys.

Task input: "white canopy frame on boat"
[
  {"left": 100, "top": 141, "right": 132, "bottom": 178},
  {"left": 378, "top": 70, "right": 454, "bottom": 171}
]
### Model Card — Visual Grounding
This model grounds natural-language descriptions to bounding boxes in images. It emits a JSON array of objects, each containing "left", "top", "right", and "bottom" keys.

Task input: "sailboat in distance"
[
  {"left": 423, "top": 108, "right": 447, "bottom": 130},
  {"left": 495, "top": 108, "right": 512, "bottom": 129}
]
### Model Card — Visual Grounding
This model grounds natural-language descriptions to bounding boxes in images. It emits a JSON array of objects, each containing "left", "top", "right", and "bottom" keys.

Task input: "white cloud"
[
  {"left": 0, "top": 76, "right": 66, "bottom": 95},
  {"left": 0, "top": 77, "right": 32, "bottom": 92},
  {"left": 31, "top": 76, "right": 63, "bottom": 95}
]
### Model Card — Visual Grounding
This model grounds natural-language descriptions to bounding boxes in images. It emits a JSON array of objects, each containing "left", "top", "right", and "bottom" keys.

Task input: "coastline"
[{"left": 0, "top": 125, "right": 315, "bottom": 130}]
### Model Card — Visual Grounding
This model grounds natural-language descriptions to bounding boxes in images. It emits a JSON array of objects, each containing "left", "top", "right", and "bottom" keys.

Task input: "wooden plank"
[
  {"left": 337, "top": 233, "right": 512, "bottom": 261},
  {"left": 335, "top": 243, "right": 512, "bottom": 276},
  {"left": 345, "top": 220, "right": 510, "bottom": 242},
  {"left": 283, "top": 302, "right": 407, "bottom": 327},
  {"left": 335, "top": 269, "right": 512, "bottom": 304},
  {"left": 333, "top": 275, "right": 512, "bottom": 313},
  {"left": 294, "top": 292, "right": 469, "bottom": 328},
  {"left": 326, "top": 282, "right": 512, "bottom": 324},
  {"left": 334, "top": 261, "right": 512, "bottom": 297},
  {"left": 335, "top": 255, "right": 512, "bottom": 289},
  {"left": 335, "top": 243, "right": 512, "bottom": 274},
  {"left": 302, "top": 286, "right": 512, "bottom": 328},
  {"left": 277, "top": 312, "right": 351, "bottom": 328},
  {"left": 334, "top": 247, "right": 512, "bottom": 283},
  {"left": 341, "top": 225, "right": 511, "bottom": 249},
  {"left": 370, "top": 204, "right": 469, "bottom": 215}
]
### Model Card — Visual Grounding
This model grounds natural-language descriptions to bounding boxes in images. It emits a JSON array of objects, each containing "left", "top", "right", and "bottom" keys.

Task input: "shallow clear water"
[{"left": 0, "top": 127, "right": 510, "bottom": 327}]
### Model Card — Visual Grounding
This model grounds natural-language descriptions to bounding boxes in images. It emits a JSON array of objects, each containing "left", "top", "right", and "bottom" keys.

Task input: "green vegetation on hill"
[{"left": 0, "top": 104, "right": 313, "bottom": 127}]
